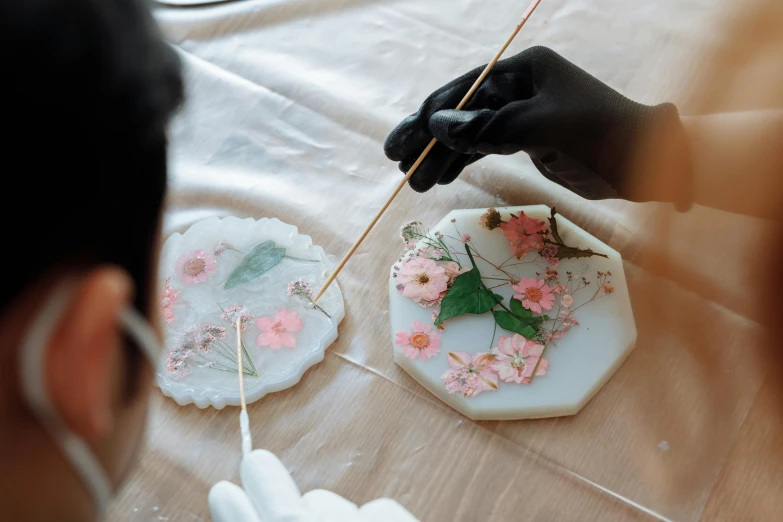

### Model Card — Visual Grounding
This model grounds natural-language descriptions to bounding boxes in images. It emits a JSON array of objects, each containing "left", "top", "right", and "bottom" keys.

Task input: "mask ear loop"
[{"left": 19, "top": 281, "right": 163, "bottom": 519}]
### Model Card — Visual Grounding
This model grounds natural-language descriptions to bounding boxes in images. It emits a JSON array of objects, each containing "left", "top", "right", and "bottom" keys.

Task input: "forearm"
[{"left": 683, "top": 110, "right": 783, "bottom": 218}]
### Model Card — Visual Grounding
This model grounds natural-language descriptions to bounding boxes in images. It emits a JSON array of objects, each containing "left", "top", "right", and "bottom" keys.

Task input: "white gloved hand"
[{"left": 209, "top": 450, "right": 420, "bottom": 522}]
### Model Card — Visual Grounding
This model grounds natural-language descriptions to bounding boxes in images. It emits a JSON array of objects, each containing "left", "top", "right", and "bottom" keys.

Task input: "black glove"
[{"left": 384, "top": 46, "right": 688, "bottom": 202}]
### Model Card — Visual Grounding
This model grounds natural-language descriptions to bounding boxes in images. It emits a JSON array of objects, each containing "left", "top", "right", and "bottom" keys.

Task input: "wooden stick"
[
  {"left": 312, "top": 0, "right": 542, "bottom": 304},
  {"left": 236, "top": 319, "right": 247, "bottom": 412},
  {"left": 236, "top": 319, "right": 253, "bottom": 457}
]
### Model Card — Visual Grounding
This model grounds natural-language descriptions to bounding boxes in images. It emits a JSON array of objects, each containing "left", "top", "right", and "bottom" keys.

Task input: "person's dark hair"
[{"left": 1, "top": 0, "right": 184, "bottom": 320}]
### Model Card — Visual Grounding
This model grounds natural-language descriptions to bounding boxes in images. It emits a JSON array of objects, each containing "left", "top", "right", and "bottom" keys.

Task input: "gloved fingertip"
[
  {"left": 408, "top": 172, "right": 438, "bottom": 193},
  {"left": 359, "top": 498, "right": 420, "bottom": 522},
  {"left": 209, "top": 481, "right": 262, "bottom": 522},
  {"left": 303, "top": 489, "right": 361, "bottom": 521}
]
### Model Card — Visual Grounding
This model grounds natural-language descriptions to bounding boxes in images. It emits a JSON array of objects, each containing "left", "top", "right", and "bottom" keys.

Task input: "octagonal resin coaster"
[
  {"left": 157, "top": 216, "right": 344, "bottom": 409},
  {"left": 388, "top": 206, "right": 635, "bottom": 421}
]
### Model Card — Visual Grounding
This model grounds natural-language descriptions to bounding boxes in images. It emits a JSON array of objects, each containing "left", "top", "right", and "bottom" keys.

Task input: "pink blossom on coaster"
[
  {"left": 553, "top": 284, "right": 567, "bottom": 295},
  {"left": 511, "top": 277, "right": 556, "bottom": 314},
  {"left": 460, "top": 234, "right": 471, "bottom": 243},
  {"left": 166, "top": 349, "right": 192, "bottom": 380},
  {"left": 256, "top": 308, "right": 303, "bottom": 350},
  {"left": 395, "top": 321, "right": 441, "bottom": 360},
  {"left": 159, "top": 278, "right": 180, "bottom": 324},
  {"left": 222, "top": 306, "right": 253, "bottom": 331},
  {"left": 441, "top": 352, "right": 498, "bottom": 398},
  {"left": 397, "top": 257, "right": 449, "bottom": 306},
  {"left": 490, "top": 334, "right": 549, "bottom": 384},
  {"left": 543, "top": 310, "right": 580, "bottom": 344},
  {"left": 540, "top": 244, "right": 559, "bottom": 267},
  {"left": 175, "top": 250, "right": 216, "bottom": 285},
  {"left": 499, "top": 211, "right": 547, "bottom": 259},
  {"left": 561, "top": 294, "right": 574, "bottom": 308},
  {"left": 443, "top": 262, "right": 469, "bottom": 282}
]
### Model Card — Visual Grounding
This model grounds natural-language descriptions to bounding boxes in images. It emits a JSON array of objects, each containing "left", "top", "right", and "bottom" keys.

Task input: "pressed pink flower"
[
  {"left": 490, "top": 334, "right": 549, "bottom": 384},
  {"left": 461, "top": 234, "right": 471, "bottom": 243},
  {"left": 499, "top": 212, "right": 547, "bottom": 259},
  {"left": 256, "top": 308, "right": 303, "bottom": 350},
  {"left": 545, "top": 268, "right": 559, "bottom": 282},
  {"left": 553, "top": 284, "right": 567, "bottom": 295},
  {"left": 540, "top": 244, "right": 559, "bottom": 267},
  {"left": 175, "top": 250, "right": 216, "bottom": 285},
  {"left": 441, "top": 352, "right": 498, "bottom": 398},
  {"left": 159, "top": 278, "right": 180, "bottom": 324},
  {"left": 395, "top": 321, "right": 441, "bottom": 360},
  {"left": 397, "top": 257, "right": 449, "bottom": 305},
  {"left": 443, "top": 262, "right": 469, "bottom": 281},
  {"left": 543, "top": 310, "right": 580, "bottom": 344},
  {"left": 166, "top": 349, "right": 192, "bottom": 380},
  {"left": 512, "top": 278, "right": 556, "bottom": 314},
  {"left": 561, "top": 294, "right": 574, "bottom": 308},
  {"left": 222, "top": 306, "right": 253, "bottom": 331}
]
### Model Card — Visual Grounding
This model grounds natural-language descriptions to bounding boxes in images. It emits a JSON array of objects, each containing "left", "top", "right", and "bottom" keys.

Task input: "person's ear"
[{"left": 46, "top": 267, "right": 133, "bottom": 441}]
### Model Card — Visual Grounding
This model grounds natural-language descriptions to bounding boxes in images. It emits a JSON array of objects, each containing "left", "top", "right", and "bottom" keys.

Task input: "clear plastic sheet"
[{"left": 108, "top": 0, "right": 782, "bottom": 520}]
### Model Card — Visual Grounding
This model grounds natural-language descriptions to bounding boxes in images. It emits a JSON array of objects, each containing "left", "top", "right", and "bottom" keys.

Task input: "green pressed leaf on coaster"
[
  {"left": 224, "top": 241, "right": 285, "bottom": 289},
  {"left": 435, "top": 245, "right": 500, "bottom": 325}
]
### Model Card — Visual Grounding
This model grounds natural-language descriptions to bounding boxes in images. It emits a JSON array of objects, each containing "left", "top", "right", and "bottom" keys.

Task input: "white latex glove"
[{"left": 209, "top": 450, "right": 420, "bottom": 522}]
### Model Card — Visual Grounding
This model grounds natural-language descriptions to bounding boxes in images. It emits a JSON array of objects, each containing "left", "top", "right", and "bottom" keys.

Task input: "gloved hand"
[
  {"left": 384, "top": 46, "right": 689, "bottom": 204},
  {"left": 209, "top": 450, "right": 420, "bottom": 522}
]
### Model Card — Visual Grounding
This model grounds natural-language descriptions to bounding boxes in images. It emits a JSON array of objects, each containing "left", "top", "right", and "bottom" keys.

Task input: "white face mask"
[{"left": 18, "top": 281, "right": 161, "bottom": 519}]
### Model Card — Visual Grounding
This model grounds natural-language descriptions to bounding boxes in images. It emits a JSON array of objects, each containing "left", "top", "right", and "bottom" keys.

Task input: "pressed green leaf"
[
  {"left": 509, "top": 298, "right": 533, "bottom": 318},
  {"left": 435, "top": 244, "right": 501, "bottom": 325},
  {"left": 225, "top": 242, "right": 285, "bottom": 289},
  {"left": 246, "top": 240, "right": 275, "bottom": 257},
  {"left": 435, "top": 268, "right": 499, "bottom": 324},
  {"left": 492, "top": 310, "right": 539, "bottom": 339}
]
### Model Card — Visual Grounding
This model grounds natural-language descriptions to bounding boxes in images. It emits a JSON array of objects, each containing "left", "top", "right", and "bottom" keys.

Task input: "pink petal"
[
  {"left": 478, "top": 368, "right": 499, "bottom": 390},
  {"left": 403, "top": 346, "right": 419, "bottom": 359},
  {"left": 520, "top": 278, "right": 538, "bottom": 289},
  {"left": 535, "top": 358, "right": 550, "bottom": 376},
  {"left": 495, "top": 336, "right": 514, "bottom": 357},
  {"left": 520, "top": 359, "right": 536, "bottom": 379},
  {"left": 280, "top": 333, "right": 297, "bottom": 349},
  {"left": 428, "top": 334, "right": 441, "bottom": 352},
  {"left": 395, "top": 331, "right": 411, "bottom": 345},
  {"left": 281, "top": 312, "right": 303, "bottom": 332},
  {"left": 256, "top": 317, "right": 274, "bottom": 331},
  {"left": 256, "top": 332, "right": 274, "bottom": 347},
  {"left": 522, "top": 341, "right": 545, "bottom": 357},
  {"left": 447, "top": 352, "right": 471, "bottom": 369},
  {"left": 473, "top": 353, "right": 496, "bottom": 369},
  {"left": 509, "top": 334, "right": 525, "bottom": 351},
  {"left": 411, "top": 320, "right": 425, "bottom": 332},
  {"left": 421, "top": 345, "right": 440, "bottom": 360},
  {"left": 523, "top": 299, "right": 542, "bottom": 314}
]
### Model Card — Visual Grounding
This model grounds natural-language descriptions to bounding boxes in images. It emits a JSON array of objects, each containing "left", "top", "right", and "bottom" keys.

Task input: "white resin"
[
  {"left": 158, "top": 216, "right": 344, "bottom": 409},
  {"left": 388, "top": 206, "right": 636, "bottom": 421}
]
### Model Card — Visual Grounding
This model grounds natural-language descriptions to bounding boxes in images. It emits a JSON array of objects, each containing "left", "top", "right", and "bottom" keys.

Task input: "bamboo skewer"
[
  {"left": 312, "top": 0, "right": 542, "bottom": 304},
  {"left": 236, "top": 319, "right": 252, "bottom": 457}
]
